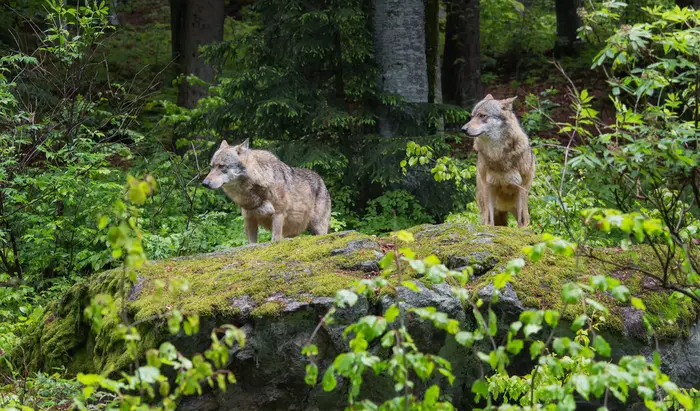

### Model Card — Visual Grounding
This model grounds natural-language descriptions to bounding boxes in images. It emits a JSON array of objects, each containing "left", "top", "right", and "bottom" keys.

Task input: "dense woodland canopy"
[{"left": 0, "top": 0, "right": 698, "bottom": 410}]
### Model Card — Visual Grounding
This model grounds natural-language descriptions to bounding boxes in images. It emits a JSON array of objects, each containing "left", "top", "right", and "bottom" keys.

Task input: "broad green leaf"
[
  {"left": 593, "top": 335, "right": 611, "bottom": 357},
  {"left": 322, "top": 365, "right": 337, "bottom": 391},
  {"left": 384, "top": 304, "right": 400, "bottom": 323}
]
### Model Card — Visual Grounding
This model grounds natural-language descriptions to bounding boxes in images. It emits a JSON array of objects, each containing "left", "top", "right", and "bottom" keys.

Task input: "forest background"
[{"left": 0, "top": 0, "right": 698, "bottom": 409}]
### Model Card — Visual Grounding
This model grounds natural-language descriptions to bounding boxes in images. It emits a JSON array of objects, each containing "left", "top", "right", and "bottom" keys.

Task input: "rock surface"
[{"left": 11, "top": 224, "right": 699, "bottom": 410}]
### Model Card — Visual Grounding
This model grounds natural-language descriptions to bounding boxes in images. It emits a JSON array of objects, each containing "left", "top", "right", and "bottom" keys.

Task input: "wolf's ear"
[
  {"left": 236, "top": 138, "right": 250, "bottom": 154},
  {"left": 484, "top": 94, "right": 494, "bottom": 100},
  {"left": 219, "top": 140, "right": 229, "bottom": 149},
  {"left": 500, "top": 96, "right": 517, "bottom": 111}
]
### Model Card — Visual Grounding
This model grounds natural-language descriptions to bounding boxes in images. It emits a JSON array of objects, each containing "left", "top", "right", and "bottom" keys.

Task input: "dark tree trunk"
[
  {"left": 554, "top": 0, "right": 581, "bottom": 54},
  {"left": 170, "top": 0, "right": 185, "bottom": 66},
  {"left": 425, "top": 0, "right": 442, "bottom": 105},
  {"left": 172, "top": 0, "right": 225, "bottom": 108},
  {"left": 676, "top": 0, "right": 700, "bottom": 8},
  {"left": 442, "top": 0, "right": 481, "bottom": 108}
]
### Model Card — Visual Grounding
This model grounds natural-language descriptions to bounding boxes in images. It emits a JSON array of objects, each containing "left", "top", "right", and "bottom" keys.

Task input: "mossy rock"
[{"left": 11, "top": 224, "right": 698, "bottom": 378}]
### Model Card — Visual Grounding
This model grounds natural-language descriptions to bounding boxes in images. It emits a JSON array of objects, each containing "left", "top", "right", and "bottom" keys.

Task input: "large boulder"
[{"left": 12, "top": 224, "right": 699, "bottom": 410}]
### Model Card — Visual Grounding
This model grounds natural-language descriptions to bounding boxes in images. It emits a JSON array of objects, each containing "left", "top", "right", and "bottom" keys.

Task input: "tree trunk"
[
  {"left": 425, "top": 0, "right": 442, "bottom": 105},
  {"left": 170, "top": 0, "right": 185, "bottom": 66},
  {"left": 442, "top": 0, "right": 481, "bottom": 108},
  {"left": 173, "top": 0, "right": 225, "bottom": 108},
  {"left": 554, "top": 0, "right": 581, "bottom": 53},
  {"left": 676, "top": 0, "right": 700, "bottom": 8},
  {"left": 373, "top": 0, "right": 429, "bottom": 138}
]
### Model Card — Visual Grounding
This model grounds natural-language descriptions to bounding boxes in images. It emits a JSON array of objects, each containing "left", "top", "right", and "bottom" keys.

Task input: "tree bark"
[
  {"left": 676, "top": 0, "right": 700, "bottom": 8},
  {"left": 554, "top": 0, "right": 581, "bottom": 53},
  {"left": 442, "top": 0, "right": 481, "bottom": 108},
  {"left": 173, "top": 0, "right": 225, "bottom": 108},
  {"left": 425, "top": 0, "right": 442, "bottom": 105},
  {"left": 373, "top": 0, "right": 429, "bottom": 138},
  {"left": 170, "top": 0, "right": 185, "bottom": 66}
]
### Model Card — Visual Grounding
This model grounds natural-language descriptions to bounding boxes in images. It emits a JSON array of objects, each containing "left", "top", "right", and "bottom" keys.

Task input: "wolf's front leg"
[
  {"left": 271, "top": 213, "right": 285, "bottom": 242},
  {"left": 516, "top": 188, "right": 530, "bottom": 228},
  {"left": 476, "top": 174, "right": 492, "bottom": 226},
  {"left": 243, "top": 212, "right": 259, "bottom": 244}
]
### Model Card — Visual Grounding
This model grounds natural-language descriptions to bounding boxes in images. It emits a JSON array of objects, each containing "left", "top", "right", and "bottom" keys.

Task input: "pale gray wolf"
[
  {"left": 202, "top": 139, "right": 331, "bottom": 243},
  {"left": 461, "top": 94, "right": 536, "bottom": 228}
]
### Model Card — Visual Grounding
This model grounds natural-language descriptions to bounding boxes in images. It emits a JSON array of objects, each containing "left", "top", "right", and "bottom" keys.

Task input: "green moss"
[{"left": 15, "top": 224, "right": 697, "bottom": 376}]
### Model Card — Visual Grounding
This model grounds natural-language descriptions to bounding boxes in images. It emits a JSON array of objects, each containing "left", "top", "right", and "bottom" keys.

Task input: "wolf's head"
[
  {"left": 202, "top": 139, "right": 249, "bottom": 190},
  {"left": 461, "top": 94, "right": 517, "bottom": 140}
]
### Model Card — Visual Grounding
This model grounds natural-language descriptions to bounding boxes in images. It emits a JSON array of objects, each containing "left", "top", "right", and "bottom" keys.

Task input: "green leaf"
[
  {"left": 507, "top": 339, "right": 524, "bottom": 355},
  {"left": 384, "top": 304, "right": 400, "bottom": 323},
  {"left": 305, "top": 363, "right": 318, "bottom": 386},
  {"left": 493, "top": 272, "right": 511, "bottom": 289},
  {"left": 585, "top": 298, "right": 609, "bottom": 313},
  {"left": 593, "top": 335, "right": 611, "bottom": 357},
  {"left": 472, "top": 379, "right": 489, "bottom": 402},
  {"left": 379, "top": 251, "right": 395, "bottom": 268},
  {"left": 302, "top": 345, "right": 318, "bottom": 357},
  {"left": 562, "top": 283, "right": 583, "bottom": 304},
  {"left": 524, "top": 323, "right": 542, "bottom": 338},
  {"left": 530, "top": 341, "right": 545, "bottom": 359},
  {"left": 572, "top": 374, "right": 590, "bottom": 400},
  {"left": 424, "top": 385, "right": 440, "bottom": 405},
  {"left": 335, "top": 290, "right": 358, "bottom": 308},
  {"left": 488, "top": 309, "right": 498, "bottom": 336},
  {"left": 611, "top": 285, "right": 629, "bottom": 302},
  {"left": 322, "top": 365, "right": 337, "bottom": 391},
  {"left": 77, "top": 373, "right": 101, "bottom": 386},
  {"left": 571, "top": 314, "right": 589, "bottom": 331},
  {"left": 631, "top": 297, "right": 646, "bottom": 310},
  {"left": 506, "top": 258, "right": 525, "bottom": 274},
  {"left": 136, "top": 366, "right": 160, "bottom": 383},
  {"left": 544, "top": 310, "right": 560, "bottom": 328},
  {"left": 455, "top": 331, "right": 474, "bottom": 347},
  {"left": 401, "top": 280, "right": 421, "bottom": 292}
]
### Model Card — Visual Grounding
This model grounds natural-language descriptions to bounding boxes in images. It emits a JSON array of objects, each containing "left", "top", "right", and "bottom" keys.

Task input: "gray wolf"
[
  {"left": 461, "top": 94, "right": 536, "bottom": 227},
  {"left": 202, "top": 139, "right": 331, "bottom": 243}
]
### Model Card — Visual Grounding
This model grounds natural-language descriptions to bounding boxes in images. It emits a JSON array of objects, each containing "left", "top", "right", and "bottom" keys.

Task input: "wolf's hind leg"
[
  {"left": 309, "top": 189, "right": 331, "bottom": 235},
  {"left": 271, "top": 213, "right": 285, "bottom": 241}
]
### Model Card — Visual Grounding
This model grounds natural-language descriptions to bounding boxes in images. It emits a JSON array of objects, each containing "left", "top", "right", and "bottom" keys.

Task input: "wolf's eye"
[{"left": 479, "top": 113, "right": 488, "bottom": 120}]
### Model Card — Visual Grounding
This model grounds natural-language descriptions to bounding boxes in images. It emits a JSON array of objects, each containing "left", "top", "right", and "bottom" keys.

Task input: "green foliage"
[
  {"left": 520, "top": 88, "right": 560, "bottom": 135},
  {"left": 480, "top": 0, "right": 557, "bottom": 75},
  {"left": 198, "top": 0, "right": 377, "bottom": 183},
  {"left": 355, "top": 190, "right": 434, "bottom": 235},
  {"left": 75, "top": 177, "right": 243, "bottom": 411},
  {"left": 303, "top": 227, "right": 698, "bottom": 410},
  {"left": 0, "top": 371, "right": 79, "bottom": 410}
]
